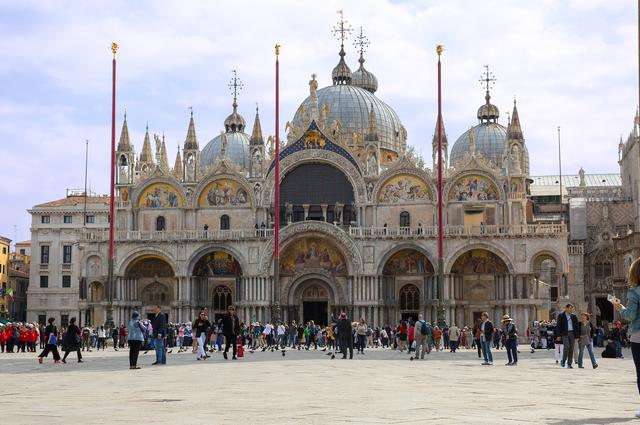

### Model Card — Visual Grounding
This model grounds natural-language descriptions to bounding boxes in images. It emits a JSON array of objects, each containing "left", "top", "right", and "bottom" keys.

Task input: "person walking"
[
  {"left": 356, "top": 318, "right": 367, "bottom": 354},
  {"left": 448, "top": 324, "right": 460, "bottom": 353},
  {"left": 61, "top": 317, "right": 83, "bottom": 363},
  {"left": 221, "top": 305, "right": 240, "bottom": 360},
  {"left": 336, "top": 312, "right": 353, "bottom": 359},
  {"left": 556, "top": 303, "right": 578, "bottom": 368},
  {"left": 37, "top": 317, "right": 61, "bottom": 364},
  {"left": 412, "top": 314, "right": 431, "bottom": 360},
  {"left": 97, "top": 326, "right": 106, "bottom": 350},
  {"left": 480, "top": 312, "right": 494, "bottom": 365},
  {"left": 577, "top": 312, "right": 598, "bottom": 369},
  {"left": 193, "top": 310, "right": 210, "bottom": 361},
  {"left": 151, "top": 305, "right": 167, "bottom": 365},
  {"left": 502, "top": 315, "right": 518, "bottom": 366},
  {"left": 615, "top": 258, "right": 640, "bottom": 417},
  {"left": 111, "top": 326, "right": 119, "bottom": 351},
  {"left": 127, "top": 311, "right": 144, "bottom": 369}
]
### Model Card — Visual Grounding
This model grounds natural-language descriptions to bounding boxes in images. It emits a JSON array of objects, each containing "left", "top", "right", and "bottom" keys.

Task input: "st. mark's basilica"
[{"left": 65, "top": 23, "right": 579, "bottom": 329}]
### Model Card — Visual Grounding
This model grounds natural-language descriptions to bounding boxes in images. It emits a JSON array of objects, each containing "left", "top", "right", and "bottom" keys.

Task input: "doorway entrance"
[{"left": 303, "top": 301, "right": 328, "bottom": 326}]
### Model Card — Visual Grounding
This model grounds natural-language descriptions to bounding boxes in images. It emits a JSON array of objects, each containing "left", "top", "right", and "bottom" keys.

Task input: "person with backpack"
[{"left": 412, "top": 313, "right": 431, "bottom": 360}]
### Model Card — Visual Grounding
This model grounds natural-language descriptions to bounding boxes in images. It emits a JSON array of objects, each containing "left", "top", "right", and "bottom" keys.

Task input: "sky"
[{"left": 0, "top": 0, "right": 638, "bottom": 246}]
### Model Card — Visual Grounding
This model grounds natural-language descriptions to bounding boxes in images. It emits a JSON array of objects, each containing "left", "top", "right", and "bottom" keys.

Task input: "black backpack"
[{"left": 420, "top": 320, "right": 429, "bottom": 336}]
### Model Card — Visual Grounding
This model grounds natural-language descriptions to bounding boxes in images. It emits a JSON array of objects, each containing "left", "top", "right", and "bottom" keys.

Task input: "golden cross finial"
[
  {"left": 111, "top": 42, "right": 119, "bottom": 58},
  {"left": 228, "top": 70, "right": 244, "bottom": 103},
  {"left": 354, "top": 26, "right": 370, "bottom": 57},
  {"left": 332, "top": 9, "right": 351, "bottom": 45},
  {"left": 479, "top": 64, "right": 497, "bottom": 92},
  {"left": 275, "top": 43, "right": 281, "bottom": 57}
]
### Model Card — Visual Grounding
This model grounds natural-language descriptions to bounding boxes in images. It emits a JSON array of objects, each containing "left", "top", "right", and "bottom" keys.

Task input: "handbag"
[{"left": 48, "top": 333, "right": 58, "bottom": 345}]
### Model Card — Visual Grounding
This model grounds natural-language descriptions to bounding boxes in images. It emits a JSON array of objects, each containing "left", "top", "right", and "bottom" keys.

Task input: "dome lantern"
[
  {"left": 351, "top": 26, "right": 378, "bottom": 93},
  {"left": 331, "top": 10, "right": 353, "bottom": 85},
  {"left": 476, "top": 65, "right": 500, "bottom": 123},
  {"left": 224, "top": 70, "right": 246, "bottom": 132}
]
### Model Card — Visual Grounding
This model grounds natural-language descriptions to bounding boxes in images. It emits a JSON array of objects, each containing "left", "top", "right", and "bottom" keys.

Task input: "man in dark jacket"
[
  {"left": 556, "top": 303, "right": 579, "bottom": 368},
  {"left": 151, "top": 305, "right": 167, "bottom": 365},
  {"left": 336, "top": 312, "right": 353, "bottom": 359},
  {"left": 480, "top": 312, "right": 494, "bottom": 365},
  {"left": 221, "top": 305, "right": 240, "bottom": 360}
]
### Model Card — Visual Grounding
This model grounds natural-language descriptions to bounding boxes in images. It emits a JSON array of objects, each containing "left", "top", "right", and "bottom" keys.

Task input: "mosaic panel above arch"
[
  {"left": 193, "top": 251, "right": 242, "bottom": 277},
  {"left": 138, "top": 183, "right": 183, "bottom": 208},
  {"left": 383, "top": 249, "right": 434, "bottom": 275},
  {"left": 448, "top": 175, "right": 499, "bottom": 202},
  {"left": 451, "top": 249, "right": 508, "bottom": 274},
  {"left": 198, "top": 179, "right": 250, "bottom": 207},
  {"left": 280, "top": 237, "right": 347, "bottom": 275},
  {"left": 378, "top": 174, "right": 432, "bottom": 203}
]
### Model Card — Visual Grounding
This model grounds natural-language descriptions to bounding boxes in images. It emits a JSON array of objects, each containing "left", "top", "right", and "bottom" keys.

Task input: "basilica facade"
[{"left": 76, "top": 39, "right": 575, "bottom": 328}]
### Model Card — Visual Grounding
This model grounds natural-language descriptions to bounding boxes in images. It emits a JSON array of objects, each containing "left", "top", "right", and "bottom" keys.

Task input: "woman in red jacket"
[{"left": 0, "top": 325, "right": 6, "bottom": 353}]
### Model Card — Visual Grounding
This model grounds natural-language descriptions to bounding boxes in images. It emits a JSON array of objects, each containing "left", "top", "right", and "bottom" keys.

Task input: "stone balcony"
[{"left": 80, "top": 223, "right": 566, "bottom": 242}]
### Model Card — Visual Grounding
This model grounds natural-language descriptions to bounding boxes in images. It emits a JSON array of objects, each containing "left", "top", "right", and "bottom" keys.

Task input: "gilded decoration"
[
  {"left": 138, "top": 183, "right": 182, "bottom": 208},
  {"left": 378, "top": 174, "right": 431, "bottom": 203},
  {"left": 383, "top": 250, "right": 434, "bottom": 275},
  {"left": 198, "top": 179, "right": 249, "bottom": 207},
  {"left": 449, "top": 175, "right": 498, "bottom": 202},
  {"left": 451, "top": 249, "right": 507, "bottom": 274},
  {"left": 193, "top": 251, "right": 242, "bottom": 277},
  {"left": 281, "top": 238, "right": 346, "bottom": 275}
]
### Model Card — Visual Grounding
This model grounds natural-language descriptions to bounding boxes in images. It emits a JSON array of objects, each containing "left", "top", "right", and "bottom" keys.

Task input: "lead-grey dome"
[
  {"left": 450, "top": 123, "right": 530, "bottom": 173},
  {"left": 292, "top": 84, "right": 404, "bottom": 153},
  {"left": 200, "top": 131, "right": 250, "bottom": 170}
]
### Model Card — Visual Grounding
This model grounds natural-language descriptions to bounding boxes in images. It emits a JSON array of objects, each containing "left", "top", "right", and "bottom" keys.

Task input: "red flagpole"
[
  {"left": 107, "top": 42, "right": 118, "bottom": 327},
  {"left": 273, "top": 44, "right": 281, "bottom": 312},
  {"left": 436, "top": 45, "right": 445, "bottom": 326}
]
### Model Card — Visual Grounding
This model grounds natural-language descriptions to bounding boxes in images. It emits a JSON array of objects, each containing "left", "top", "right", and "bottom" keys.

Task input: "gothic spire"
[
  {"left": 139, "top": 125, "right": 154, "bottom": 164},
  {"left": 507, "top": 98, "right": 523, "bottom": 140},
  {"left": 159, "top": 136, "right": 169, "bottom": 170},
  {"left": 250, "top": 105, "right": 264, "bottom": 145},
  {"left": 184, "top": 108, "right": 199, "bottom": 150},
  {"left": 117, "top": 111, "right": 132, "bottom": 151},
  {"left": 174, "top": 146, "right": 183, "bottom": 179},
  {"left": 365, "top": 103, "right": 378, "bottom": 141}
]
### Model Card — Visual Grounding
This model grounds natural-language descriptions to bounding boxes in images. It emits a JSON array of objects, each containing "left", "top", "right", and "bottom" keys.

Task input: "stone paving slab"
[{"left": 0, "top": 346, "right": 636, "bottom": 425}]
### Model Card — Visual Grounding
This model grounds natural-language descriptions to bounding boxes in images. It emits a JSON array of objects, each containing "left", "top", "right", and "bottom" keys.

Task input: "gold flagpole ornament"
[
  {"left": 111, "top": 42, "right": 119, "bottom": 58},
  {"left": 275, "top": 43, "right": 281, "bottom": 58},
  {"left": 436, "top": 44, "right": 444, "bottom": 57}
]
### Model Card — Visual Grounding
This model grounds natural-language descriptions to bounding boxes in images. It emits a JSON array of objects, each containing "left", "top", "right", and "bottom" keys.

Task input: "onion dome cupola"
[
  {"left": 331, "top": 10, "right": 352, "bottom": 85},
  {"left": 200, "top": 70, "right": 251, "bottom": 171},
  {"left": 351, "top": 27, "right": 378, "bottom": 93}
]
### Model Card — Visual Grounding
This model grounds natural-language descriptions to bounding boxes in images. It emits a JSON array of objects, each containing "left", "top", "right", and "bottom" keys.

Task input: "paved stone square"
[{"left": 0, "top": 346, "right": 636, "bottom": 424}]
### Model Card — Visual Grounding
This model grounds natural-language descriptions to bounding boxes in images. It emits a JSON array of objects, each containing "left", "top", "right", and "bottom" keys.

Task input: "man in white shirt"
[{"left": 276, "top": 322, "right": 286, "bottom": 348}]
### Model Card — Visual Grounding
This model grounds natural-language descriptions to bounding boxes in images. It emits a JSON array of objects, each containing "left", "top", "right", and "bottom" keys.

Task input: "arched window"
[
  {"left": 156, "top": 216, "right": 166, "bottom": 231},
  {"left": 399, "top": 284, "right": 420, "bottom": 310},
  {"left": 141, "top": 282, "right": 169, "bottom": 305},
  {"left": 595, "top": 261, "right": 612, "bottom": 278},
  {"left": 400, "top": 211, "right": 410, "bottom": 227},
  {"left": 220, "top": 214, "right": 230, "bottom": 230},
  {"left": 212, "top": 285, "right": 233, "bottom": 311}
]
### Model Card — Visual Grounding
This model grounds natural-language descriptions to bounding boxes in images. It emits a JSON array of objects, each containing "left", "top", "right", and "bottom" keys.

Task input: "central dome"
[
  {"left": 291, "top": 84, "right": 404, "bottom": 153},
  {"left": 450, "top": 123, "right": 530, "bottom": 173},
  {"left": 201, "top": 132, "right": 250, "bottom": 170}
]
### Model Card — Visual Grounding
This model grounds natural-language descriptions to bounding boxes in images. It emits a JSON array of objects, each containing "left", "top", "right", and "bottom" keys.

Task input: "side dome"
[
  {"left": 450, "top": 123, "right": 530, "bottom": 173},
  {"left": 291, "top": 84, "right": 404, "bottom": 154},
  {"left": 200, "top": 132, "right": 250, "bottom": 170}
]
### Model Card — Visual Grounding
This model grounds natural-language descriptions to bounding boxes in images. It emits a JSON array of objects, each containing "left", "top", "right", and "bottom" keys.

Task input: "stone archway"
[
  {"left": 126, "top": 256, "right": 176, "bottom": 320},
  {"left": 190, "top": 250, "right": 242, "bottom": 318},
  {"left": 450, "top": 248, "right": 510, "bottom": 327},
  {"left": 286, "top": 274, "right": 340, "bottom": 326}
]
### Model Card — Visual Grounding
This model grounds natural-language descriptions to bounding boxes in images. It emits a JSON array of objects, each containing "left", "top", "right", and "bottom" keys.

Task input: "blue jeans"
[
  {"left": 616, "top": 340, "right": 623, "bottom": 358},
  {"left": 288, "top": 334, "right": 297, "bottom": 347},
  {"left": 155, "top": 337, "right": 166, "bottom": 364},
  {"left": 578, "top": 340, "right": 597, "bottom": 367},
  {"left": 481, "top": 339, "right": 493, "bottom": 363}
]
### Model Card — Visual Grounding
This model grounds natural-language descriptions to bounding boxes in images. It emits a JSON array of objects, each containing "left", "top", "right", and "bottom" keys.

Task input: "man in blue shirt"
[{"left": 556, "top": 303, "right": 579, "bottom": 368}]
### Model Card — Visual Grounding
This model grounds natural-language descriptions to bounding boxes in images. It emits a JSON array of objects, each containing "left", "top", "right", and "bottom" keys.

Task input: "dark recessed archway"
[{"left": 280, "top": 163, "right": 355, "bottom": 225}]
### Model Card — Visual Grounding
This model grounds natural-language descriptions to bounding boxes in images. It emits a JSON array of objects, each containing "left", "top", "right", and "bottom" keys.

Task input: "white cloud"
[{"left": 0, "top": 0, "right": 637, "bottom": 242}]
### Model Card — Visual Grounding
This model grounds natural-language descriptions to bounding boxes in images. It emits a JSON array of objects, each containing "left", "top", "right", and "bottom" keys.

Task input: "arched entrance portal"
[
  {"left": 125, "top": 256, "right": 176, "bottom": 321},
  {"left": 381, "top": 248, "right": 434, "bottom": 324},
  {"left": 450, "top": 249, "right": 508, "bottom": 326},
  {"left": 191, "top": 251, "right": 242, "bottom": 322},
  {"left": 290, "top": 278, "right": 334, "bottom": 326}
]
